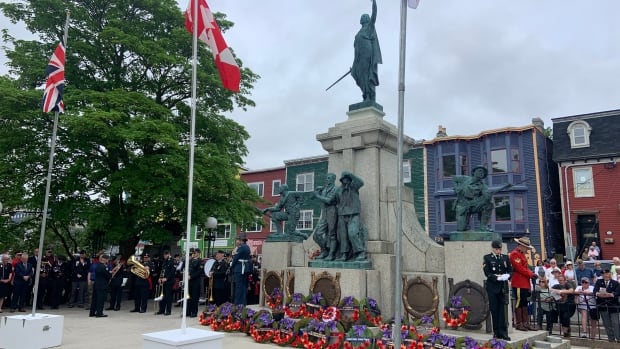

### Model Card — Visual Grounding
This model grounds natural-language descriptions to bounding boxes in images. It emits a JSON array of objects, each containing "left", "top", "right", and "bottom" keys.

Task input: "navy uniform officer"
[
  {"left": 483, "top": 240, "right": 513, "bottom": 341},
  {"left": 187, "top": 249, "right": 203, "bottom": 317}
]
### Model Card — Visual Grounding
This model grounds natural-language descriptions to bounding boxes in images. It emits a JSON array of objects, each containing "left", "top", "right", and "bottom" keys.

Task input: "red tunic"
[{"left": 509, "top": 247, "right": 534, "bottom": 289}]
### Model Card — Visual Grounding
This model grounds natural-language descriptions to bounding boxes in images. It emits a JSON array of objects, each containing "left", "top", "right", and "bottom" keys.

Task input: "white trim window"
[
  {"left": 296, "top": 173, "right": 314, "bottom": 192},
  {"left": 216, "top": 223, "right": 231, "bottom": 239},
  {"left": 248, "top": 182, "right": 264, "bottom": 197},
  {"left": 272, "top": 180, "right": 281, "bottom": 196},
  {"left": 245, "top": 217, "right": 263, "bottom": 232},
  {"left": 573, "top": 167, "right": 594, "bottom": 197},
  {"left": 296, "top": 210, "right": 313, "bottom": 230},
  {"left": 567, "top": 120, "right": 592, "bottom": 149},
  {"left": 270, "top": 219, "right": 279, "bottom": 233}
]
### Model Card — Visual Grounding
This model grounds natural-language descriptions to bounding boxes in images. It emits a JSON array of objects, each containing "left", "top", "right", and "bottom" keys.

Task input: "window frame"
[
  {"left": 296, "top": 210, "right": 314, "bottom": 230},
  {"left": 272, "top": 180, "right": 281, "bottom": 196},
  {"left": 567, "top": 120, "right": 592, "bottom": 149},
  {"left": 442, "top": 155, "right": 456, "bottom": 178},
  {"left": 248, "top": 182, "right": 264, "bottom": 197},
  {"left": 216, "top": 223, "right": 232, "bottom": 239},
  {"left": 403, "top": 160, "right": 411, "bottom": 183},
  {"left": 296, "top": 173, "right": 314, "bottom": 192},
  {"left": 494, "top": 196, "right": 511, "bottom": 221},
  {"left": 491, "top": 149, "right": 508, "bottom": 174},
  {"left": 573, "top": 167, "right": 594, "bottom": 197}
]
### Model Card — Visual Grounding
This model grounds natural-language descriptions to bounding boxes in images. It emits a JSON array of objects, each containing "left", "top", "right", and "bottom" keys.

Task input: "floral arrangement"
[
  {"left": 413, "top": 314, "right": 440, "bottom": 335},
  {"left": 209, "top": 302, "right": 248, "bottom": 332},
  {"left": 443, "top": 296, "right": 470, "bottom": 328},
  {"left": 359, "top": 297, "right": 382, "bottom": 326},
  {"left": 306, "top": 292, "right": 328, "bottom": 306},
  {"left": 288, "top": 292, "right": 305, "bottom": 305},
  {"left": 322, "top": 306, "right": 341, "bottom": 322},
  {"left": 339, "top": 296, "right": 361, "bottom": 308},
  {"left": 343, "top": 324, "right": 375, "bottom": 349},
  {"left": 268, "top": 287, "right": 284, "bottom": 311},
  {"left": 252, "top": 310, "right": 276, "bottom": 329},
  {"left": 249, "top": 326, "right": 275, "bottom": 343}
]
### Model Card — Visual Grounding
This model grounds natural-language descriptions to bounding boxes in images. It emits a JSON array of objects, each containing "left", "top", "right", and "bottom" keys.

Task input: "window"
[
  {"left": 567, "top": 121, "right": 591, "bottom": 148},
  {"left": 296, "top": 210, "right": 313, "bottom": 230},
  {"left": 272, "top": 180, "right": 281, "bottom": 196},
  {"left": 442, "top": 155, "right": 456, "bottom": 177},
  {"left": 245, "top": 217, "right": 263, "bottom": 232},
  {"left": 511, "top": 149, "right": 521, "bottom": 173},
  {"left": 444, "top": 199, "right": 456, "bottom": 223},
  {"left": 494, "top": 197, "right": 511, "bottom": 221},
  {"left": 491, "top": 149, "right": 508, "bottom": 173},
  {"left": 514, "top": 196, "right": 524, "bottom": 221},
  {"left": 459, "top": 155, "right": 468, "bottom": 175},
  {"left": 296, "top": 173, "right": 314, "bottom": 192},
  {"left": 573, "top": 167, "right": 594, "bottom": 197},
  {"left": 270, "top": 219, "right": 279, "bottom": 233},
  {"left": 248, "top": 182, "right": 264, "bottom": 197},
  {"left": 216, "top": 223, "right": 231, "bottom": 239},
  {"left": 403, "top": 160, "right": 411, "bottom": 183}
]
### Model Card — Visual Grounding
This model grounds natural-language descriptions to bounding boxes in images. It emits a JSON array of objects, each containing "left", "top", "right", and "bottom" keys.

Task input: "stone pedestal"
[
  {"left": 292, "top": 267, "right": 381, "bottom": 306},
  {"left": 0, "top": 313, "right": 64, "bottom": 349},
  {"left": 142, "top": 328, "right": 224, "bottom": 349}
]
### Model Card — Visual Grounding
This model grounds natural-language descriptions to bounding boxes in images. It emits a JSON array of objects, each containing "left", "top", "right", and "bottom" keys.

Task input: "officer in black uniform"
[
  {"left": 50, "top": 255, "right": 69, "bottom": 309},
  {"left": 483, "top": 240, "right": 512, "bottom": 341},
  {"left": 157, "top": 250, "right": 176, "bottom": 315},
  {"left": 211, "top": 250, "right": 230, "bottom": 306},
  {"left": 37, "top": 256, "right": 53, "bottom": 310},
  {"left": 130, "top": 254, "right": 151, "bottom": 313},
  {"left": 107, "top": 255, "right": 125, "bottom": 311},
  {"left": 187, "top": 249, "right": 203, "bottom": 317}
]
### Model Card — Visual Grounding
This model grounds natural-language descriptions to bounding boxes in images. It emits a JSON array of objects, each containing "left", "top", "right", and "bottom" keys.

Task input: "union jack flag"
[{"left": 42, "top": 41, "right": 65, "bottom": 113}]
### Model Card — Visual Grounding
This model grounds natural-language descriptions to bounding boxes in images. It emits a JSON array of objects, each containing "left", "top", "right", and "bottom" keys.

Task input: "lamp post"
[{"left": 204, "top": 217, "right": 217, "bottom": 258}]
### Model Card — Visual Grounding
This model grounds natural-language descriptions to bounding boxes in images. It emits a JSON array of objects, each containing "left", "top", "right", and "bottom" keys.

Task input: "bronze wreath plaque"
[
  {"left": 448, "top": 279, "right": 488, "bottom": 330},
  {"left": 402, "top": 275, "right": 440, "bottom": 322},
  {"left": 262, "top": 269, "right": 284, "bottom": 300},
  {"left": 309, "top": 271, "right": 341, "bottom": 306}
]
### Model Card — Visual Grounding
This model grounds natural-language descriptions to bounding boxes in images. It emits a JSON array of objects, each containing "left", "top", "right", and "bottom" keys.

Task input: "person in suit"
[
  {"left": 156, "top": 251, "right": 175, "bottom": 316},
  {"left": 483, "top": 240, "right": 512, "bottom": 340},
  {"left": 90, "top": 254, "right": 110, "bottom": 317},
  {"left": 187, "top": 249, "right": 203, "bottom": 317},
  {"left": 510, "top": 236, "right": 537, "bottom": 331},
  {"left": 593, "top": 269, "right": 620, "bottom": 343},
  {"left": 10, "top": 253, "right": 32, "bottom": 312},
  {"left": 106, "top": 255, "right": 125, "bottom": 311},
  {"left": 130, "top": 254, "right": 151, "bottom": 313},
  {"left": 231, "top": 234, "right": 251, "bottom": 305}
]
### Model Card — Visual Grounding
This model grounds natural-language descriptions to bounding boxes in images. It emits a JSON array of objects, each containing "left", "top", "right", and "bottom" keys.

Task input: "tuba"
[{"left": 127, "top": 255, "right": 150, "bottom": 279}]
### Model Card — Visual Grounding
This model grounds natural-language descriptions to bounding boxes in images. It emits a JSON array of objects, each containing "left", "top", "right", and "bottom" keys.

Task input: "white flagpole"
[
  {"left": 393, "top": 0, "right": 408, "bottom": 347},
  {"left": 31, "top": 10, "right": 70, "bottom": 317},
  {"left": 180, "top": 0, "right": 199, "bottom": 333}
]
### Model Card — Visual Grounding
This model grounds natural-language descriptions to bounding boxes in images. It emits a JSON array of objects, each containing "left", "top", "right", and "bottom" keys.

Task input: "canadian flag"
[{"left": 185, "top": 0, "right": 241, "bottom": 92}]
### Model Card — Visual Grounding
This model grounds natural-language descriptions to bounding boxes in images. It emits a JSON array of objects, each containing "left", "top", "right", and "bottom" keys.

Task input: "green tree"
[{"left": 0, "top": 0, "right": 261, "bottom": 257}]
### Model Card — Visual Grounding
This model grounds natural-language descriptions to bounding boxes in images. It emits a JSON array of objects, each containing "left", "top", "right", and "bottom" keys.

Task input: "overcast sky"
[{"left": 3, "top": 1, "right": 620, "bottom": 170}]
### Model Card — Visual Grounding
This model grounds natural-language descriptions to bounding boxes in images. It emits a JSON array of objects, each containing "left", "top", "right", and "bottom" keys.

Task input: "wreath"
[
  {"left": 250, "top": 326, "right": 275, "bottom": 343},
  {"left": 322, "top": 306, "right": 341, "bottom": 322},
  {"left": 285, "top": 303, "right": 308, "bottom": 319},
  {"left": 442, "top": 308, "right": 469, "bottom": 328}
]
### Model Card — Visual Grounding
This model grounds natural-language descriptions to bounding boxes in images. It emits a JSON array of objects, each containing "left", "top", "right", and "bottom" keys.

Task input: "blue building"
[{"left": 422, "top": 119, "right": 563, "bottom": 259}]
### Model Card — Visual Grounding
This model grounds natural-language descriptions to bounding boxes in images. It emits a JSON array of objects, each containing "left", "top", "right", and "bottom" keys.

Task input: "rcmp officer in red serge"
[
  {"left": 509, "top": 236, "right": 537, "bottom": 331},
  {"left": 483, "top": 240, "right": 512, "bottom": 340}
]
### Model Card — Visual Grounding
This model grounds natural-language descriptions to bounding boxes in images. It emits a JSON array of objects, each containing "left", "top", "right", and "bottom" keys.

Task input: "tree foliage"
[{"left": 0, "top": 0, "right": 261, "bottom": 257}]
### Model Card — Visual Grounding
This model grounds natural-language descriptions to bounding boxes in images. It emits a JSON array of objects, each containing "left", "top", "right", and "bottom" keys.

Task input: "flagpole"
[
  {"left": 180, "top": 0, "right": 199, "bottom": 333},
  {"left": 31, "top": 10, "right": 70, "bottom": 317},
  {"left": 393, "top": 0, "right": 408, "bottom": 347}
]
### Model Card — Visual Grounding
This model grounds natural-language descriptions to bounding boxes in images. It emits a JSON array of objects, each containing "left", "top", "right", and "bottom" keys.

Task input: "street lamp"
[{"left": 204, "top": 217, "right": 218, "bottom": 258}]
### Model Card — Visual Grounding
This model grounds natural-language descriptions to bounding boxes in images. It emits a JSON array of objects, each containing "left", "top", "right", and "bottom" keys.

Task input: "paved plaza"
[{"left": 2, "top": 300, "right": 276, "bottom": 349}]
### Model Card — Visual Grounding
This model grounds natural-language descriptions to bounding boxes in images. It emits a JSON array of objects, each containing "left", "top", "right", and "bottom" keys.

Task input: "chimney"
[
  {"left": 532, "top": 117, "right": 544, "bottom": 132},
  {"left": 436, "top": 125, "right": 447, "bottom": 138}
]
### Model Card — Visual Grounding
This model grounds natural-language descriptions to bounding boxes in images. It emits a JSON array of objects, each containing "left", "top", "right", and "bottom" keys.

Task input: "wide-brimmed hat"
[
  {"left": 471, "top": 166, "right": 488, "bottom": 178},
  {"left": 514, "top": 236, "right": 533, "bottom": 249}
]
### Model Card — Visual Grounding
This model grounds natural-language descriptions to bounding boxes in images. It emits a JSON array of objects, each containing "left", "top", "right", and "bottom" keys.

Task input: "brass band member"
[
  {"left": 106, "top": 255, "right": 125, "bottom": 311},
  {"left": 130, "top": 254, "right": 151, "bottom": 313},
  {"left": 37, "top": 256, "right": 53, "bottom": 310},
  {"left": 156, "top": 250, "right": 175, "bottom": 316},
  {"left": 50, "top": 255, "right": 69, "bottom": 309},
  {"left": 187, "top": 249, "right": 202, "bottom": 317},
  {"left": 211, "top": 250, "right": 230, "bottom": 306}
]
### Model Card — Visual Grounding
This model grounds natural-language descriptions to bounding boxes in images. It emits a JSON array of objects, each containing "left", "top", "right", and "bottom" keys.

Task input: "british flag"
[{"left": 41, "top": 41, "right": 65, "bottom": 113}]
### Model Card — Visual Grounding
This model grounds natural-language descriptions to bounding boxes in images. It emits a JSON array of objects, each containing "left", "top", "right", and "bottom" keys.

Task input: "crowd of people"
[
  {"left": 0, "top": 234, "right": 262, "bottom": 319},
  {"left": 484, "top": 238, "right": 620, "bottom": 343}
]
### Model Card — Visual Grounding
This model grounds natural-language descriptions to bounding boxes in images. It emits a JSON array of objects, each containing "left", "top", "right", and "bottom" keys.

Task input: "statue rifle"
[{"left": 325, "top": 68, "right": 351, "bottom": 91}]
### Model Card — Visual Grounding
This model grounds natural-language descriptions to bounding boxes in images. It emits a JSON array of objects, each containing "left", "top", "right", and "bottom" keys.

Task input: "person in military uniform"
[
  {"left": 187, "top": 249, "right": 203, "bottom": 317},
  {"left": 36, "top": 256, "right": 53, "bottom": 310},
  {"left": 50, "top": 255, "right": 69, "bottom": 309},
  {"left": 157, "top": 250, "right": 175, "bottom": 315},
  {"left": 130, "top": 253, "right": 151, "bottom": 313},
  {"left": 510, "top": 236, "right": 537, "bottom": 331},
  {"left": 107, "top": 255, "right": 125, "bottom": 311},
  {"left": 210, "top": 250, "right": 230, "bottom": 305},
  {"left": 89, "top": 254, "right": 110, "bottom": 317},
  {"left": 231, "top": 235, "right": 251, "bottom": 305},
  {"left": 483, "top": 240, "right": 512, "bottom": 340}
]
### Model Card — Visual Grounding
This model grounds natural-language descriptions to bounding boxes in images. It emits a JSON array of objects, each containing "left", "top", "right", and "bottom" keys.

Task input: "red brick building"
[
  {"left": 239, "top": 166, "right": 286, "bottom": 256},
  {"left": 553, "top": 110, "right": 620, "bottom": 260}
]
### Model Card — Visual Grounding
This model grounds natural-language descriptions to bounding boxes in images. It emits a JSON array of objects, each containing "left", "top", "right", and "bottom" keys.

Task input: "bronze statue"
[
  {"left": 351, "top": 0, "right": 382, "bottom": 102},
  {"left": 262, "top": 184, "right": 304, "bottom": 235},
  {"left": 312, "top": 173, "right": 338, "bottom": 261},
  {"left": 335, "top": 171, "right": 367, "bottom": 261},
  {"left": 453, "top": 167, "right": 511, "bottom": 231}
]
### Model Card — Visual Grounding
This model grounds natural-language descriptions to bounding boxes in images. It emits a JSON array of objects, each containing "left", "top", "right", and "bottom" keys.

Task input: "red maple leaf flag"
[
  {"left": 185, "top": 0, "right": 241, "bottom": 92},
  {"left": 42, "top": 41, "right": 65, "bottom": 113}
]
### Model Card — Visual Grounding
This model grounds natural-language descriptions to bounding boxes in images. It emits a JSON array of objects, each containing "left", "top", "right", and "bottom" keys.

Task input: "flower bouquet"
[
  {"left": 359, "top": 297, "right": 382, "bottom": 326},
  {"left": 343, "top": 324, "right": 376, "bottom": 349},
  {"left": 286, "top": 293, "right": 308, "bottom": 319},
  {"left": 413, "top": 315, "right": 439, "bottom": 336},
  {"left": 442, "top": 296, "right": 470, "bottom": 329},
  {"left": 268, "top": 288, "right": 286, "bottom": 320},
  {"left": 199, "top": 303, "right": 217, "bottom": 326},
  {"left": 338, "top": 296, "right": 361, "bottom": 329},
  {"left": 305, "top": 292, "right": 328, "bottom": 316},
  {"left": 376, "top": 322, "right": 416, "bottom": 349},
  {"left": 304, "top": 318, "right": 345, "bottom": 347},
  {"left": 210, "top": 302, "right": 245, "bottom": 332},
  {"left": 272, "top": 317, "right": 298, "bottom": 347},
  {"left": 249, "top": 310, "right": 277, "bottom": 342}
]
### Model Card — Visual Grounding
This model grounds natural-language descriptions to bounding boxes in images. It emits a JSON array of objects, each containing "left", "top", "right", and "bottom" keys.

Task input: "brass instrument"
[
  {"left": 127, "top": 255, "right": 150, "bottom": 279},
  {"left": 109, "top": 262, "right": 123, "bottom": 284},
  {"left": 209, "top": 274, "right": 214, "bottom": 302}
]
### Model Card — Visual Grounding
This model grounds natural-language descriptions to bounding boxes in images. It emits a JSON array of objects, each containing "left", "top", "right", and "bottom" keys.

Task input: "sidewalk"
[{"left": 2, "top": 300, "right": 277, "bottom": 349}]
